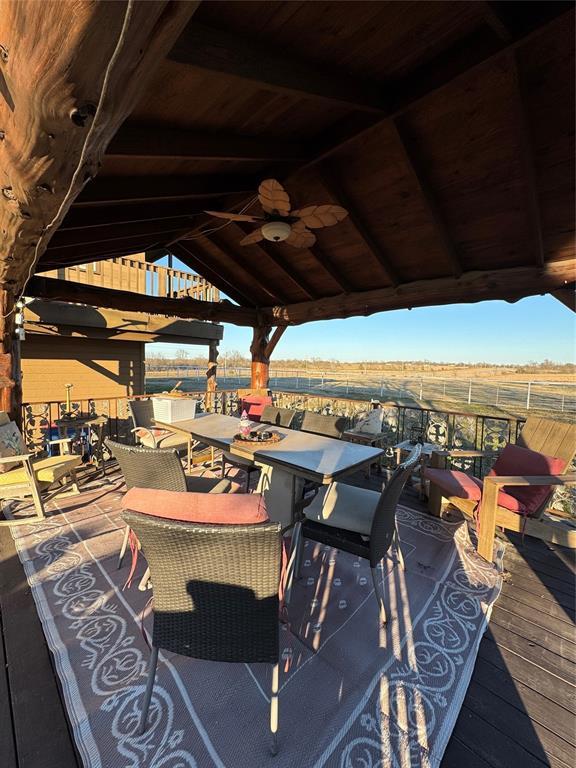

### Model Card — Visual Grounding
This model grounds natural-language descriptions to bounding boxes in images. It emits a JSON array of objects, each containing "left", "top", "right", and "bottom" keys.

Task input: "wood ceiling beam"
[
  {"left": 226, "top": 223, "right": 317, "bottom": 301},
  {"left": 49, "top": 219, "right": 194, "bottom": 249},
  {"left": 0, "top": 0, "right": 199, "bottom": 294},
  {"left": 318, "top": 164, "right": 400, "bottom": 286},
  {"left": 44, "top": 232, "right": 175, "bottom": 262},
  {"left": 60, "top": 200, "right": 231, "bottom": 231},
  {"left": 509, "top": 54, "right": 545, "bottom": 268},
  {"left": 391, "top": 119, "right": 462, "bottom": 278},
  {"left": 170, "top": 242, "right": 256, "bottom": 308},
  {"left": 73, "top": 174, "right": 258, "bottom": 207},
  {"left": 202, "top": 232, "right": 286, "bottom": 304},
  {"left": 264, "top": 326, "right": 286, "bottom": 359},
  {"left": 108, "top": 123, "right": 311, "bottom": 162},
  {"left": 302, "top": 7, "right": 573, "bottom": 172},
  {"left": 168, "top": 22, "right": 388, "bottom": 114},
  {"left": 25, "top": 276, "right": 258, "bottom": 326},
  {"left": 259, "top": 262, "right": 576, "bottom": 326},
  {"left": 307, "top": 244, "right": 352, "bottom": 294},
  {"left": 41, "top": 248, "right": 163, "bottom": 271},
  {"left": 550, "top": 287, "right": 576, "bottom": 313}
]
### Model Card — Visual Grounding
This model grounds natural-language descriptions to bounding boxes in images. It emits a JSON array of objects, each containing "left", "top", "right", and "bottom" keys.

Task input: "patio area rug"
[{"left": 9, "top": 473, "right": 503, "bottom": 768}]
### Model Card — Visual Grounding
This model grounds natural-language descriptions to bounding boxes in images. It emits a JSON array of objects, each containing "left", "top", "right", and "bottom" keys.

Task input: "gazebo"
[{"left": 0, "top": 0, "right": 573, "bottom": 419}]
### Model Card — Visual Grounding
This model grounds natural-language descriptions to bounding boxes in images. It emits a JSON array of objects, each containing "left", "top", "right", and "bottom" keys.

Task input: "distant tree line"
[{"left": 146, "top": 349, "right": 574, "bottom": 374}]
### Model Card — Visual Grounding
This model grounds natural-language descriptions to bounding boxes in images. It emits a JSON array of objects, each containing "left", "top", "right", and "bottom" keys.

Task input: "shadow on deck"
[{"left": 0, "top": 465, "right": 573, "bottom": 768}]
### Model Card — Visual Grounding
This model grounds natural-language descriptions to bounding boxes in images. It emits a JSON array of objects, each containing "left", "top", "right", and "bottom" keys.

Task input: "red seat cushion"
[
  {"left": 241, "top": 396, "right": 273, "bottom": 422},
  {"left": 122, "top": 487, "right": 269, "bottom": 524},
  {"left": 424, "top": 468, "right": 483, "bottom": 501},
  {"left": 487, "top": 443, "right": 566, "bottom": 517}
]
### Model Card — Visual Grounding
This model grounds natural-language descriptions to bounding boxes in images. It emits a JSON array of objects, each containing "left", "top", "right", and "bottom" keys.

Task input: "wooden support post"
[
  {"left": 250, "top": 326, "right": 286, "bottom": 390},
  {"left": 0, "top": 292, "right": 19, "bottom": 424},
  {"left": 206, "top": 340, "right": 218, "bottom": 412}
]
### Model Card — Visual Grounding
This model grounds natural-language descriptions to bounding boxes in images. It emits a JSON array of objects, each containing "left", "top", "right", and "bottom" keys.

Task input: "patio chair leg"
[
  {"left": 394, "top": 527, "right": 405, "bottom": 571},
  {"left": 371, "top": 566, "right": 387, "bottom": 625},
  {"left": 138, "top": 566, "right": 151, "bottom": 591},
  {"left": 118, "top": 525, "right": 130, "bottom": 569},
  {"left": 69, "top": 468, "right": 80, "bottom": 495},
  {"left": 284, "top": 521, "right": 303, "bottom": 606},
  {"left": 139, "top": 646, "right": 159, "bottom": 734},
  {"left": 269, "top": 662, "right": 279, "bottom": 756}
]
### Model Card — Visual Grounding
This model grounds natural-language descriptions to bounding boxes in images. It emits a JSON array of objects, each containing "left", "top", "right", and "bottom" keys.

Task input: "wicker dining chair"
[
  {"left": 260, "top": 405, "right": 298, "bottom": 429},
  {"left": 300, "top": 411, "right": 348, "bottom": 439},
  {"left": 122, "top": 510, "right": 283, "bottom": 753},
  {"left": 106, "top": 439, "right": 231, "bottom": 569},
  {"left": 287, "top": 444, "right": 422, "bottom": 624},
  {"left": 127, "top": 399, "right": 191, "bottom": 461}
]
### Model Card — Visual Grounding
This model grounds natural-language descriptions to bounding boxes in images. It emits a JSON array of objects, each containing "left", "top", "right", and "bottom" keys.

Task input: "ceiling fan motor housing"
[{"left": 261, "top": 220, "right": 292, "bottom": 242}]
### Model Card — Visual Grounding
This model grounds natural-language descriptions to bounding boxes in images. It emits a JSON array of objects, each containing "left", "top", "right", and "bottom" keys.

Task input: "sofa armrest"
[
  {"left": 47, "top": 437, "right": 73, "bottom": 454},
  {"left": 484, "top": 473, "right": 576, "bottom": 488},
  {"left": 0, "top": 453, "right": 32, "bottom": 464}
]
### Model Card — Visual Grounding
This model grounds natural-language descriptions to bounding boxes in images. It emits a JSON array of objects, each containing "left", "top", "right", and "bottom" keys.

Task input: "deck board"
[{"left": 0, "top": 465, "right": 574, "bottom": 768}]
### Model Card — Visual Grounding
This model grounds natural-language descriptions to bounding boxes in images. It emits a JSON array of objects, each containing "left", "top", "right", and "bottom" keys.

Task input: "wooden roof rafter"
[
  {"left": 306, "top": 244, "right": 352, "bottom": 294},
  {"left": 199, "top": 231, "right": 286, "bottom": 304},
  {"left": 170, "top": 241, "right": 255, "bottom": 308},
  {"left": 108, "top": 123, "right": 311, "bottom": 163},
  {"left": 168, "top": 22, "right": 389, "bottom": 114},
  {"left": 318, "top": 163, "right": 401, "bottom": 287},
  {"left": 391, "top": 119, "right": 463, "bottom": 278}
]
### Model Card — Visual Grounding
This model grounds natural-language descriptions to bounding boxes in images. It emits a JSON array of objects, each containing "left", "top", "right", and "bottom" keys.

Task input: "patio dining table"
[{"left": 153, "top": 412, "right": 385, "bottom": 527}]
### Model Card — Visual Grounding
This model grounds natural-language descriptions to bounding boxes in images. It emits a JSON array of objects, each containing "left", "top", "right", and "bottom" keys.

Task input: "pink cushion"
[
  {"left": 488, "top": 443, "right": 566, "bottom": 517},
  {"left": 135, "top": 427, "right": 169, "bottom": 438},
  {"left": 241, "top": 396, "right": 273, "bottom": 422},
  {"left": 122, "top": 487, "right": 269, "bottom": 524},
  {"left": 424, "top": 468, "right": 483, "bottom": 501}
]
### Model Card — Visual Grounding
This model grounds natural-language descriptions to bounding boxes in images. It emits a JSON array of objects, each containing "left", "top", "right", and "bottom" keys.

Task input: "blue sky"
[{"left": 149, "top": 294, "right": 575, "bottom": 365}]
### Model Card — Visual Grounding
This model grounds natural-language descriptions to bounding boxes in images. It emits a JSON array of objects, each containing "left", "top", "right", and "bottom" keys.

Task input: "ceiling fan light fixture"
[{"left": 261, "top": 220, "right": 291, "bottom": 242}]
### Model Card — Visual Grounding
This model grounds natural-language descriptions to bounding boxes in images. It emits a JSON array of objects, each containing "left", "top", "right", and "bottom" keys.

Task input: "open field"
[{"left": 146, "top": 367, "right": 575, "bottom": 416}]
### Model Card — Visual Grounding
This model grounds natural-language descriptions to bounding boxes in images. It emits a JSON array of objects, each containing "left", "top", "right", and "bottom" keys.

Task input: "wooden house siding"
[{"left": 21, "top": 336, "right": 145, "bottom": 403}]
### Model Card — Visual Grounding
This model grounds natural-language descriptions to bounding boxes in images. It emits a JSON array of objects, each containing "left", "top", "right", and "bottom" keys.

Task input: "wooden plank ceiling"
[{"left": 37, "top": 0, "right": 575, "bottom": 324}]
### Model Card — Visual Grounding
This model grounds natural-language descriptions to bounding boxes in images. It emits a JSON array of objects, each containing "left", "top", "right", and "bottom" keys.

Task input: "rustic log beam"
[
  {"left": 204, "top": 233, "right": 287, "bottom": 304},
  {"left": 264, "top": 326, "right": 286, "bottom": 360},
  {"left": 391, "top": 119, "right": 462, "bottom": 278},
  {"left": 169, "top": 22, "right": 388, "bottom": 114},
  {"left": 0, "top": 0, "right": 199, "bottom": 296},
  {"left": 73, "top": 174, "right": 258, "bottom": 207},
  {"left": 43, "top": 235, "right": 173, "bottom": 264},
  {"left": 259, "top": 262, "right": 576, "bottom": 326},
  {"left": 0, "top": 291, "right": 18, "bottom": 423},
  {"left": 318, "top": 164, "right": 400, "bottom": 286},
  {"left": 170, "top": 242, "right": 256, "bottom": 308},
  {"left": 550, "top": 287, "right": 576, "bottom": 313},
  {"left": 250, "top": 325, "right": 272, "bottom": 390},
  {"left": 108, "top": 123, "right": 310, "bottom": 162},
  {"left": 25, "top": 276, "right": 259, "bottom": 326},
  {"left": 206, "top": 339, "right": 218, "bottom": 411},
  {"left": 509, "top": 54, "right": 545, "bottom": 268}
]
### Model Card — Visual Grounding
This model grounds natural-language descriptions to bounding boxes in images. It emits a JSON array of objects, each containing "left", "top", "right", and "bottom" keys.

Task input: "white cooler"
[{"left": 151, "top": 396, "right": 198, "bottom": 424}]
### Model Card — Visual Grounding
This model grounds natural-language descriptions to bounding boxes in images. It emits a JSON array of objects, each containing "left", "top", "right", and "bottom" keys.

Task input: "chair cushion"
[
  {"left": 424, "top": 468, "right": 483, "bottom": 501},
  {"left": 138, "top": 430, "right": 188, "bottom": 451},
  {"left": 185, "top": 476, "right": 241, "bottom": 494},
  {"left": 489, "top": 443, "right": 566, "bottom": 517},
  {"left": 122, "top": 487, "right": 269, "bottom": 524},
  {"left": 352, "top": 409, "right": 384, "bottom": 435},
  {"left": 0, "top": 421, "right": 27, "bottom": 473},
  {"left": 0, "top": 454, "right": 81, "bottom": 486},
  {"left": 304, "top": 482, "right": 381, "bottom": 536},
  {"left": 241, "top": 395, "right": 273, "bottom": 422}
]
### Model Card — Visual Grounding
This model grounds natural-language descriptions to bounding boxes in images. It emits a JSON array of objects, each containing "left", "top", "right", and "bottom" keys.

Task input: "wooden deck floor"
[{"left": 0, "top": 469, "right": 574, "bottom": 768}]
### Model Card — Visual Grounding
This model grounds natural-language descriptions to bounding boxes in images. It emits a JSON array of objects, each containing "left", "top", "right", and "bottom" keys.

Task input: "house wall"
[{"left": 21, "top": 335, "right": 145, "bottom": 403}]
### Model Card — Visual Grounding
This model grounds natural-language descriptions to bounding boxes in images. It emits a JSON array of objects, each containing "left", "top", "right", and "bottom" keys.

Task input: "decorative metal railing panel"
[{"left": 21, "top": 389, "right": 573, "bottom": 514}]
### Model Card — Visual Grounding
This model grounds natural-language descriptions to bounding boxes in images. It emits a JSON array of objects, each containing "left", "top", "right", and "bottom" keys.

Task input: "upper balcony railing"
[{"left": 39, "top": 255, "right": 220, "bottom": 303}]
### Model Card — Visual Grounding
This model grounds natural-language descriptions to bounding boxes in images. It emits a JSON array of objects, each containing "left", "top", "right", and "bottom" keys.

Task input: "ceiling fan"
[{"left": 204, "top": 179, "right": 348, "bottom": 248}]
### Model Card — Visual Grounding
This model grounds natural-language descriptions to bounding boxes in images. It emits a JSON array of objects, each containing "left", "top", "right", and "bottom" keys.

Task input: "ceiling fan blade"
[
  {"left": 204, "top": 210, "right": 263, "bottom": 223},
  {"left": 285, "top": 226, "right": 316, "bottom": 248},
  {"left": 292, "top": 204, "right": 348, "bottom": 229},
  {"left": 258, "top": 178, "right": 291, "bottom": 216},
  {"left": 240, "top": 228, "right": 264, "bottom": 246}
]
